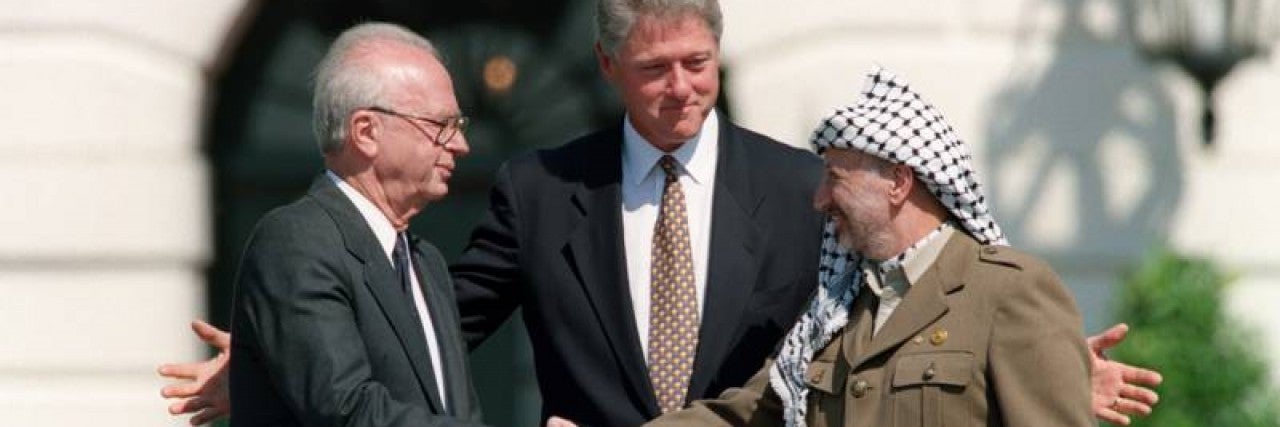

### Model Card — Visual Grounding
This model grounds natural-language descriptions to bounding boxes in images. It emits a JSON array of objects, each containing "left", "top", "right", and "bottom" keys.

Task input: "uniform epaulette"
[{"left": 977, "top": 245, "right": 1025, "bottom": 270}]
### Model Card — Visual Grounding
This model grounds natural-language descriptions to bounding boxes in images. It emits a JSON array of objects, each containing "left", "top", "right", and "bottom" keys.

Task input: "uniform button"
[
  {"left": 851, "top": 379, "right": 870, "bottom": 398},
  {"left": 923, "top": 362, "right": 937, "bottom": 380}
]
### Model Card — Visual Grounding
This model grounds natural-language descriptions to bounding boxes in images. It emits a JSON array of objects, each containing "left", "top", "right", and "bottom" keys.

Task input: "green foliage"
[{"left": 1111, "top": 248, "right": 1280, "bottom": 427}]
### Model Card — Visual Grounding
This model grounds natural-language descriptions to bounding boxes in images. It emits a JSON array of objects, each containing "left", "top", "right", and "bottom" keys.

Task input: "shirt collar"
[
  {"left": 325, "top": 170, "right": 398, "bottom": 264},
  {"left": 621, "top": 109, "right": 719, "bottom": 186},
  {"left": 864, "top": 223, "right": 955, "bottom": 290},
  {"left": 897, "top": 224, "right": 955, "bottom": 285}
]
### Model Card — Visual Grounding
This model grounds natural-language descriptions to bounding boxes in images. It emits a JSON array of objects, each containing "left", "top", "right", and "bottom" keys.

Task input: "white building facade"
[{"left": 1, "top": 0, "right": 252, "bottom": 425}]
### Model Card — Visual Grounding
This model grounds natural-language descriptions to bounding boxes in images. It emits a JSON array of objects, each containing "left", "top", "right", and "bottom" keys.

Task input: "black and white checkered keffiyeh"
[{"left": 769, "top": 67, "right": 1006, "bottom": 427}]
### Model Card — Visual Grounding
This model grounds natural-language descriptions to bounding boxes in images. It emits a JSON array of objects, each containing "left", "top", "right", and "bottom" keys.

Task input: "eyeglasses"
[{"left": 365, "top": 106, "right": 469, "bottom": 147}]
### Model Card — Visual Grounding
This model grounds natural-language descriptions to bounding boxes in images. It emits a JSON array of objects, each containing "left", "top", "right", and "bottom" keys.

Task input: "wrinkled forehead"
[{"left": 380, "top": 56, "right": 459, "bottom": 113}]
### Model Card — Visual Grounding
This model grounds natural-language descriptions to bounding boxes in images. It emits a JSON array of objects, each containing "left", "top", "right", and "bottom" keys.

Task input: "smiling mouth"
[
  {"left": 437, "top": 166, "right": 454, "bottom": 181},
  {"left": 661, "top": 103, "right": 698, "bottom": 114}
]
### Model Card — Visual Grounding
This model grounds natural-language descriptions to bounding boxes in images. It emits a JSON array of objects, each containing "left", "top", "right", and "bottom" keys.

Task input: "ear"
[
  {"left": 887, "top": 164, "right": 914, "bottom": 205},
  {"left": 595, "top": 42, "right": 617, "bottom": 81},
  {"left": 348, "top": 110, "right": 380, "bottom": 159}
]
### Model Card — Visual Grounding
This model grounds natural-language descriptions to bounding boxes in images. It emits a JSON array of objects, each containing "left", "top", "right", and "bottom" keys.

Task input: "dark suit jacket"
[
  {"left": 230, "top": 176, "right": 486, "bottom": 427},
  {"left": 452, "top": 120, "right": 825, "bottom": 426},
  {"left": 647, "top": 233, "right": 1093, "bottom": 427}
]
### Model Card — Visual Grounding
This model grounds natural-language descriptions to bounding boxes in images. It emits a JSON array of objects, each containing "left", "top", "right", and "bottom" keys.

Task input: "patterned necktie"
[
  {"left": 648, "top": 155, "right": 700, "bottom": 414},
  {"left": 392, "top": 232, "right": 413, "bottom": 294}
]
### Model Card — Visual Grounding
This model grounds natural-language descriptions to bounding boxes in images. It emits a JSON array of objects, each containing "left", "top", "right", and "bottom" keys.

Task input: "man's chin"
[
  {"left": 672, "top": 123, "right": 705, "bottom": 141},
  {"left": 422, "top": 186, "right": 449, "bottom": 203},
  {"left": 657, "top": 110, "right": 704, "bottom": 131}
]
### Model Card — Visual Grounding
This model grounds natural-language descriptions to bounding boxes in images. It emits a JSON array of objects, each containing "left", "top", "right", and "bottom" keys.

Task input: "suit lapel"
[
  {"left": 307, "top": 176, "right": 446, "bottom": 414},
  {"left": 851, "top": 235, "right": 973, "bottom": 369},
  {"left": 686, "top": 123, "right": 765, "bottom": 401},
  {"left": 561, "top": 129, "right": 660, "bottom": 415},
  {"left": 411, "top": 236, "right": 469, "bottom": 417}
]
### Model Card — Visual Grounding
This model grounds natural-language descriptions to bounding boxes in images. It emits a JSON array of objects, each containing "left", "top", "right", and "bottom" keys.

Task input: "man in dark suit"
[
  {"left": 160, "top": 2, "right": 1161, "bottom": 426},
  {"left": 449, "top": 0, "right": 823, "bottom": 425},
  {"left": 226, "top": 22, "right": 485, "bottom": 426}
]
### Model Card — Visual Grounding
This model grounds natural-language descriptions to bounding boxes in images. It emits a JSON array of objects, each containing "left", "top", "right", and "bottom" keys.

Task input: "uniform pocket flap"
[{"left": 892, "top": 352, "right": 973, "bottom": 388}]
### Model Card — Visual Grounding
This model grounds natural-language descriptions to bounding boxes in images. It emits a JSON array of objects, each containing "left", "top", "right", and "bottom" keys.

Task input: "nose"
[
  {"left": 666, "top": 65, "right": 692, "bottom": 99},
  {"left": 444, "top": 133, "right": 470, "bottom": 157},
  {"left": 813, "top": 178, "right": 832, "bottom": 213}
]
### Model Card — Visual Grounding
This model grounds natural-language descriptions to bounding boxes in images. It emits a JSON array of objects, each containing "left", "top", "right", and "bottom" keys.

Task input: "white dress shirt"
[
  {"left": 326, "top": 171, "right": 449, "bottom": 410},
  {"left": 620, "top": 110, "right": 720, "bottom": 360}
]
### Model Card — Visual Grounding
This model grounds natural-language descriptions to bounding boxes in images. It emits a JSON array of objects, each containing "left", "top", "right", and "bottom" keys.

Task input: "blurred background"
[{"left": 2, "top": 0, "right": 1278, "bottom": 425}]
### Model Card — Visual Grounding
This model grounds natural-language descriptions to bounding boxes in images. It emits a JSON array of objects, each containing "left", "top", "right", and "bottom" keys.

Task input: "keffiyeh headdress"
[{"left": 769, "top": 67, "right": 1006, "bottom": 427}]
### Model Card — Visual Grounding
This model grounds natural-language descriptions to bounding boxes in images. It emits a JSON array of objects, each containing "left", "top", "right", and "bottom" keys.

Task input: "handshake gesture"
[{"left": 160, "top": 321, "right": 1160, "bottom": 426}]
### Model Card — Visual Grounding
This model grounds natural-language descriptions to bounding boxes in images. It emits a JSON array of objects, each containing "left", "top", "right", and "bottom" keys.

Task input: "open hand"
[
  {"left": 158, "top": 320, "right": 232, "bottom": 426},
  {"left": 1087, "top": 323, "right": 1163, "bottom": 425}
]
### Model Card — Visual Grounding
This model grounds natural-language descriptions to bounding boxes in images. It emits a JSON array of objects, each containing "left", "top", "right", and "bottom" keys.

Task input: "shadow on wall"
[{"left": 983, "top": 0, "right": 1182, "bottom": 261}]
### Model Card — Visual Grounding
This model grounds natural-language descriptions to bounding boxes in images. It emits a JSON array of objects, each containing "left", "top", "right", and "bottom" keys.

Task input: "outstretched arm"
[
  {"left": 1087, "top": 323, "right": 1163, "bottom": 426},
  {"left": 451, "top": 163, "right": 525, "bottom": 349},
  {"left": 157, "top": 292, "right": 1160, "bottom": 426},
  {"left": 158, "top": 320, "right": 231, "bottom": 426}
]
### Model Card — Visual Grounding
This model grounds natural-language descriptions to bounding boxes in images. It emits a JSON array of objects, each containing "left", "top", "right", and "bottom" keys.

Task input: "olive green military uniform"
[{"left": 647, "top": 232, "right": 1093, "bottom": 427}]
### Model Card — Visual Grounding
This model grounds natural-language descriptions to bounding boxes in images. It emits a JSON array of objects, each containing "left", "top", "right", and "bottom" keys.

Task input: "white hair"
[{"left": 311, "top": 22, "right": 439, "bottom": 154}]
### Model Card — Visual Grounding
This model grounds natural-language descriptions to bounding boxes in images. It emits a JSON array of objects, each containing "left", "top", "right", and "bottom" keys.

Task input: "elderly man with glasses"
[{"left": 223, "top": 22, "right": 486, "bottom": 427}]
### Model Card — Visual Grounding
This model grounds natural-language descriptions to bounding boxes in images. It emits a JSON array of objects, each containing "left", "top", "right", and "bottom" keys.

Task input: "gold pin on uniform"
[{"left": 929, "top": 329, "right": 949, "bottom": 346}]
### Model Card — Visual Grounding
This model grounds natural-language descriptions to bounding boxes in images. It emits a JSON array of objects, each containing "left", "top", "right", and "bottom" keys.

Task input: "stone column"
[{"left": 0, "top": 1, "right": 252, "bottom": 424}]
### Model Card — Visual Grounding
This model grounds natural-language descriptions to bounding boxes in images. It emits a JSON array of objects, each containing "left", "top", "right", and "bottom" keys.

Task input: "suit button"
[{"left": 850, "top": 379, "right": 870, "bottom": 398}]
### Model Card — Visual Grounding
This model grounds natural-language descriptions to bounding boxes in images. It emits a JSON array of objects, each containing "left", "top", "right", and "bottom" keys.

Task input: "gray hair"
[
  {"left": 312, "top": 22, "right": 439, "bottom": 154},
  {"left": 595, "top": 0, "right": 723, "bottom": 58}
]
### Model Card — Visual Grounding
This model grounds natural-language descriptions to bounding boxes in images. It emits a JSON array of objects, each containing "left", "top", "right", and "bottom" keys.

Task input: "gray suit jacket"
[{"left": 230, "top": 176, "right": 486, "bottom": 427}]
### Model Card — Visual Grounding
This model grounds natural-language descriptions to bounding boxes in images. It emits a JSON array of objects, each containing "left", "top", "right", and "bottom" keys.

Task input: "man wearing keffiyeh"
[{"left": 644, "top": 67, "right": 1096, "bottom": 427}]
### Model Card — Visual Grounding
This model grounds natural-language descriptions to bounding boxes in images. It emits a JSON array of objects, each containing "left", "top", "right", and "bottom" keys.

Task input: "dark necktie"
[
  {"left": 392, "top": 232, "right": 413, "bottom": 294},
  {"left": 392, "top": 231, "right": 449, "bottom": 410},
  {"left": 648, "top": 155, "right": 700, "bottom": 413}
]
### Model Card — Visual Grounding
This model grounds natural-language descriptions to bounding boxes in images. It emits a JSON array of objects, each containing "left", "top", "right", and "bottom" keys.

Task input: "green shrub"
[{"left": 1111, "top": 248, "right": 1280, "bottom": 427}]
